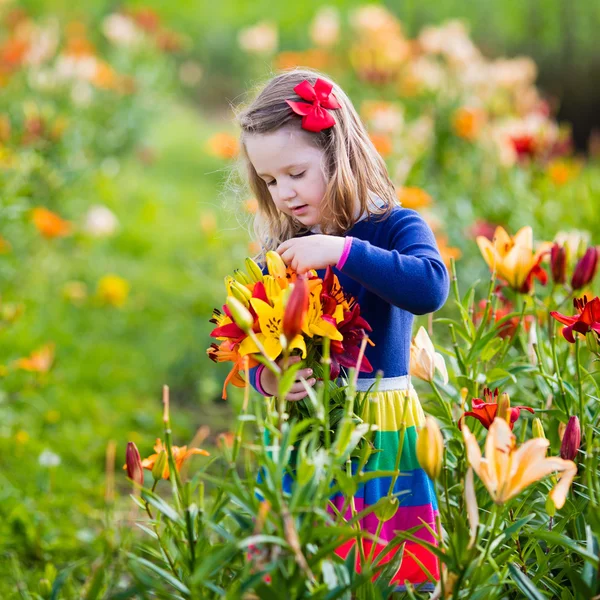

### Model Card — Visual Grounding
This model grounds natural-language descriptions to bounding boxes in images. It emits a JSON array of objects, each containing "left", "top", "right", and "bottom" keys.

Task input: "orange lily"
[
  {"left": 476, "top": 226, "right": 552, "bottom": 293},
  {"left": 462, "top": 417, "right": 576, "bottom": 508},
  {"left": 207, "top": 339, "right": 258, "bottom": 399},
  {"left": 138, "top": 438, "right": 209, "bottom": 480}
]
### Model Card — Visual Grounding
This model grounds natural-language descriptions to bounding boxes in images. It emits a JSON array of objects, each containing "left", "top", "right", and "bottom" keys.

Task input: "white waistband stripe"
[{"left": 354, "top": 375, "right": 413, "bottom": 392}]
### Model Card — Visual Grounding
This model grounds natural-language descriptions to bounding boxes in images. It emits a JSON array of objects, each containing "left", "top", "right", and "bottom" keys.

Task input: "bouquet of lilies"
[{"left": 207, "top": 251, "right": 374, "bottom": 412}]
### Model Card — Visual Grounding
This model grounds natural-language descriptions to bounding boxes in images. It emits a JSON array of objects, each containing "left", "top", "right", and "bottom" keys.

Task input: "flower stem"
[{"left": 575, "top": 337, "right": 585, "bottom": 428}]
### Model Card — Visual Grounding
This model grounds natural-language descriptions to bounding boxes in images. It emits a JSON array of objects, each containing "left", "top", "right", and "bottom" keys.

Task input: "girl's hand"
[
  {"left": 276, "top": 235, "right": 345, "bottom": 274},
  {"left": 260, "top": 356, "right": 316, "bottom": 401}
]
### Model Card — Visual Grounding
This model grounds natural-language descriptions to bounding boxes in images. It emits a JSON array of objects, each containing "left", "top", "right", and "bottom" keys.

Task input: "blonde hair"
[{"left": 235, "top": 68, "right": 397, "bottom": 253}]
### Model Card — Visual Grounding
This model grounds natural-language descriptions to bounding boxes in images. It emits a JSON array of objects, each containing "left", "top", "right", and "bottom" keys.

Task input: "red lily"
[
  {"left": 458, "top": 388, "right": 534, "bottom": 430},
  {"left": 330, "top": 303, "right": 374, "bottom": 379},
  {"left": 551, "top": 295, "right": 600, "bottom": 343},
  {"left": 209, "top": 282, "right": 268, "bottom": 341}
]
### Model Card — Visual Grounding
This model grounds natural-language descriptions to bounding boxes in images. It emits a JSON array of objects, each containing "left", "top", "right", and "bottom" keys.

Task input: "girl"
[{"left": 235, "top": 68, "right": 449, "bottom": 591}]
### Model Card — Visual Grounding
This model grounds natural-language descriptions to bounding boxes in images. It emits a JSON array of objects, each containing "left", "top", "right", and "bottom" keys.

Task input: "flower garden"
[{"left": 1, "top": 3, "right": 600, "bottom": 598}]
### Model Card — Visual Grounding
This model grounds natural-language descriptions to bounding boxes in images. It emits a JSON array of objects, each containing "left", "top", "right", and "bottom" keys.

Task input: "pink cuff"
[
  {"left": 335, "top": 236, "right": 353, "bottom": 271},
  {"left": 255, "top": 364, "right": 269, "bottom": 396}
]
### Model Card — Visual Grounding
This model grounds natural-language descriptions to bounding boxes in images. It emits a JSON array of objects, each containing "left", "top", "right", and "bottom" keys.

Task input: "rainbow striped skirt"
[{"left": 328, "top": 376, "right": 439, "bottom": 592}]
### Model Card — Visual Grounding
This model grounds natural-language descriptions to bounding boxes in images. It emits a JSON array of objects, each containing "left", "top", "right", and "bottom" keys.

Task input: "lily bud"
[
  {"left": 416, "top": 416, "right": 444, "bottom": 481},
  {"left": 550, "top": 243, "right": 567, "bottom": 284},
  {"left": 245, "top": 257, "right": 264, "bottom": 282},
  {"left": 265, "top": 250, "right": 287, "bottom": 280},
  {"left": 497, "top": 392, "right": 511, "bottom": 423},
  {"left": 560, "top": 416, "right": 581, "bottom": 461},
  {"left": 571, "top": 246, "right": 599, "bottom": 290},
  {"left": 558, "top": 421, "right": 566, "bottom": 442},
  {"left": 532, "top": 417, "right": 546, "bottom": 439},
  {"left": 282, "top": 279, "right": 309, "bottom": 342},
  {"left": 226, "top": 296, "right": 254, "bottom": 331},
  {"left": 126, "top": 442, "right": 144, "bottom": 486},
  {"left": 233, "top": 269, "right": 251, "bottom": 285},
  {"left": 230, "top": 280, "right": 252, "bottom": 305},
  {"left": 586, "top": 331, "right": 600, "bottom": 354},
  {"left": 263, "top": 276, "right": 280, "bottom": 299},
  {"left": 225, "top": 275, "right": 235, "bottom": 296},
  {"left": 151, "top": 450, "right": 167, "bottom": 481}
]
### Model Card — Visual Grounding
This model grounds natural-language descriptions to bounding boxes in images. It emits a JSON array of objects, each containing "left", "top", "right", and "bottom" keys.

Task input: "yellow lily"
[
  {"left": 476, "top": 226, "right": 552, "bottom": 293},
  {"left": 302, "top": 284, "right": 343, "bottom": 341},
  {"left": 239, "top": 294, "right": 307, "bottom": 360},
  {"left": 409, "top": 327, "right": 448, "bottom": 385},
  {"left": 462, "top": 417, "right": 577, "bottom": 508}
]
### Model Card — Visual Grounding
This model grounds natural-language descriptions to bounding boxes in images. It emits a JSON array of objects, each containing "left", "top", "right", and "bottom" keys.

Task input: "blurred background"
[{"left": 1, "top": 0, "right": 599, "bottom": 595}]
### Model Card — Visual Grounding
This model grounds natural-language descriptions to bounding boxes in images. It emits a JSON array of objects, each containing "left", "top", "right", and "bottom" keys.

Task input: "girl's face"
[{"left": 245, "top": 127, "right": 328, "bottom": 228}]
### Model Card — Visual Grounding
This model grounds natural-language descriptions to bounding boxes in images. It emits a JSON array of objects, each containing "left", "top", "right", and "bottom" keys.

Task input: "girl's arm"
[{"left": 336, "top": 209, "right": 450, "bottom": 314}]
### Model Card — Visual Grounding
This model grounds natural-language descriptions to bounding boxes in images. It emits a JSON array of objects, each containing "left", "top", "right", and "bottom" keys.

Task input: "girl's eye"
[
  {"left": 266, "top": 180, "right": 276, "bottom": 187},
  {"left": 291, "top": 171, "right": 305, "bottom": 179}
]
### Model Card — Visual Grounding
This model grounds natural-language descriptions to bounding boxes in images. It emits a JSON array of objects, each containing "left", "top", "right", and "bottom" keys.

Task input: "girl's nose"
[{"left": 278, "top": 183, "right": 296, "bottom": 201}]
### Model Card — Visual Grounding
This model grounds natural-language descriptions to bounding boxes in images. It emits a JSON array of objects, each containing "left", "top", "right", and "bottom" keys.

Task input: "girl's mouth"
[{"left": 291, "top": 205, "right": 308, "bottom": 215}]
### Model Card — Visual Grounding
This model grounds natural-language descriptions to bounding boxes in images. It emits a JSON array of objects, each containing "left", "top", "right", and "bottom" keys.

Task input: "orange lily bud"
[
  {"left": 282, "top": 279, "right": 309, "bottom": 342},
  {"left": 125, "top": 442, "right": 144, "bottom": 486},
  {"left": 416, "top": 416, "right": 444, "bottom": 481},
  {"left": 550, "top": 243, "right": 567, "bottom": 284},
  {"left": 497, "top": 392, "right": 511, "bottom": 423},
  {"left": 226, "top": 296, "right": 254, "bottom": 331},
  {"left": 560, "top": 416, "right": 581, "bottom": 461},
  {"left": 571, "top": 247, "right": 598, "bottom": 290}
]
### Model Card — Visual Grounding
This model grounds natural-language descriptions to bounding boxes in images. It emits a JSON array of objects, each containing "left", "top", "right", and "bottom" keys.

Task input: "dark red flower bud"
[
  {"left": 126, "top": 442, "right": 144, "bottom": 486},
  {"left": 571, "top": 247, "right": 599, "bottom": 290},
  {"left": 550, "top": 243, "right": 567, "bottom": 284},
  {"left": 560, "top": 416, "right": 581, "bottom": 461},
  {"left": 282, "top": 278, "right": 309, "bottom": 341}
]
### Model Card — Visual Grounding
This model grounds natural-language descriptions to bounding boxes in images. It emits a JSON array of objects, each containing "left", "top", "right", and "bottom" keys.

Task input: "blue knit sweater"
[{"left": 247, "top": 206, "right": 449, "bottom": 392}]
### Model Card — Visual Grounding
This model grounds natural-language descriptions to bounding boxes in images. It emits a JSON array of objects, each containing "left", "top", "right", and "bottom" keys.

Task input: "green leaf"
[
  {"left": 127, "top": 554, "right": 191, "bottom": 596},
  {"left": 141, "top": 490, "right": 183, "bottom": 525},
  {"left": 278, "top": 361, "right": 303, "bottom": 400},
  {"left": 508, "top": 563, "right": 546, "bottom": 600},
  {"left": 532, "top": 530, "right": 599, "bottom": 566}
]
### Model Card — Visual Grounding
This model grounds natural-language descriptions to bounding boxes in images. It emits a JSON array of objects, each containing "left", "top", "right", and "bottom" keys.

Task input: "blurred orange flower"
[
  {"left": 200, "top": 211, "right": 217, "bottom": 234},
  {"left": 92, "top": 61, "right": 119, "bottom": 90},
  {"left": 244, "top": 197, "right": 259, "bottom": 214},
  {"left": 206, "top": 132, "right": 239, "bottom": 160},
  {"left": 274, "top": 48, "right": 332, "bottom": 71},
  {"left": 16, "top": 342, "right": 55, "bottom": 372},
  {"left": 452, "top": 106, "right": 486, "bottom": 141},
  {"left": 397, "top": 187, "right": 433, "bottom": 210},
  {"left": 436, "top": 235, "right": 462, "bottom": 267},
  {"left": 96, "top": 274, "right": 129, "bottom": 307},
  {"left": 547, "top": 160, "right": 580, "bottom": 186},
  {"left": 140, "top": 438, "right": 209, "bottom": 479},
  {"left": 32, "top": 207, "right": 72, "bottom": 239},
  {"left": 369, "top": 133, "right": 393, "bottom": 157},
  {"left": 0, "top": 234, "right": 11, "bottom": 253}
]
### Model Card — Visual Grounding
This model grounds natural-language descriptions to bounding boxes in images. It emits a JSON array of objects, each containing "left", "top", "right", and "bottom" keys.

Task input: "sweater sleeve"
[
  {"left": 338, "top": 209, "right": 450, "bottom": 315},
  {"left": 247, "top": 363, "right": 270, "bottom": 396}
]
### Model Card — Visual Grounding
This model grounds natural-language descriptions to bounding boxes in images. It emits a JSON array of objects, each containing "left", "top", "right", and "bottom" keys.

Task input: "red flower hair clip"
[{"left": 285, "top": 78, "right": 341, "bottom": 133}]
